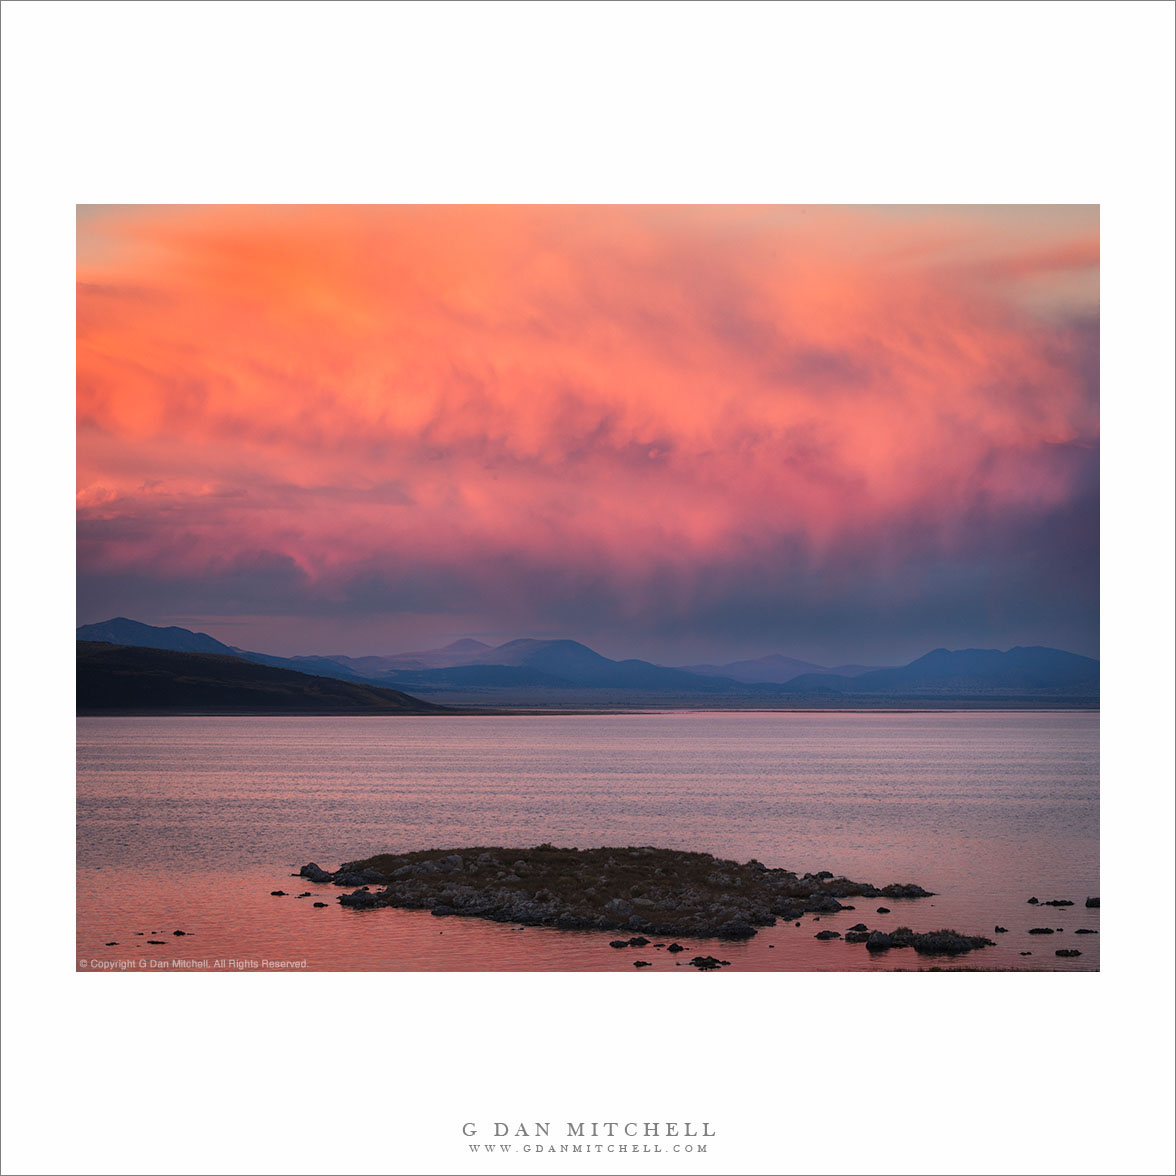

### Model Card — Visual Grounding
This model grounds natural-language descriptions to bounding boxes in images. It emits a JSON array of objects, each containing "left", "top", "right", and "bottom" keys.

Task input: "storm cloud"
[{"left": 76, "top": 205, "right": 1099, "bottom": 663}]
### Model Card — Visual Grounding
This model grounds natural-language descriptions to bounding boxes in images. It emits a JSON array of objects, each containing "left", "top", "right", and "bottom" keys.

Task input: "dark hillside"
[{"left": 76, "top": 642, "right": 454, "bottom": 715}]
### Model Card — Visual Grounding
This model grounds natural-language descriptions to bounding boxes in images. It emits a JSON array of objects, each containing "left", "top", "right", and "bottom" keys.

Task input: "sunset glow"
[{"left": 76, "top": 205, "right": 1099, "bottom": 661}]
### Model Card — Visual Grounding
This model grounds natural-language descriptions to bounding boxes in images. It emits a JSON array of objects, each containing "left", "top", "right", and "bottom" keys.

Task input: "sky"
[{"left": 76, "top": 205, "right": 1099, "bottom": 665}]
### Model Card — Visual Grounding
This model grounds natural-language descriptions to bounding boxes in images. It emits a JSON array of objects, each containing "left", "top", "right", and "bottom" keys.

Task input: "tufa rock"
[{"left": 298, "top": 862, "right": 333, "bottom": 883}]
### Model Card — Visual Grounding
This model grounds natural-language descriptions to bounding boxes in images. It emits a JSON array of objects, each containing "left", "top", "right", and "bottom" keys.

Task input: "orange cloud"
[{"left": 76, "top": 205, "right": 1098, "bottom": 657}]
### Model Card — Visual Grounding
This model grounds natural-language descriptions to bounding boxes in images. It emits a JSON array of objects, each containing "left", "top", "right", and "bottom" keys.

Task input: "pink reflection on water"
[
  {"left": 76, "top": 713, "right": 1099, "bottom": 972},
  {"left": 77, "top": 866, "right": 1099, "bottom": 973}
]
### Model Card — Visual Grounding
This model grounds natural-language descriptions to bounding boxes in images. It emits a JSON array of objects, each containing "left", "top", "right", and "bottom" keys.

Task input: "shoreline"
[{"left": 77, "top": 705, "right": 1101, "bottom": 717}]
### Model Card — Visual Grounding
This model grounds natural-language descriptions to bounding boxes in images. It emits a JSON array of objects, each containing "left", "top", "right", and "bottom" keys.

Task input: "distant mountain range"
[
  {"left": 776, "top": 645, "right": 1100, "bottom": 696},
  {"left": 678, "top": 653, "right": 885, "bottom": 683},
  {"left": 75, "top": 617, "right": 1100, "bottom": 709},
  {"left": 327, "top": 638, "right": 494, "bottom": 674}
]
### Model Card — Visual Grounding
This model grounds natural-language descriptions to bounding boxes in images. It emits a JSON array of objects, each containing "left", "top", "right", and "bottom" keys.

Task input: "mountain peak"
[
  {"left": 440, "top": 638, "right": 491, "bottom": 653},
  {"left": 76, "top": 617, "right": 236, "bottom": 657}
]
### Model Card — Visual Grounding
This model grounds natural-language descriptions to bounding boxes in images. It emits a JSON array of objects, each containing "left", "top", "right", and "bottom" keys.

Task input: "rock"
[
  {"left": 1042, "top": 899, "right": 1074, "bottom": 907},
  {"left": 627, "top": 936, "right": 651, "bottom": 947},
  {"left": 1074, "top": 928, "right": 1098, "bottom": 935},
  {"left": 313, "top": 902, "right": 327, "bottom": 907},
  {"left": 862, "top": 927, "right": 994, "bottom": 956},
  {"left": 844, "top": 930, "right": 871, "bottom": 943},
  {"left": 555, "top": 913, "right": 591, "bottom": 929},
  {"left": 688, "top": 955, "right": 731, "bottom": 969},
  {"left": 172, "top": 930, "right": 187, "bottom": 936},
  {"left": 338, "top": 887, "right": 383, "bottom": 909},
  {"left": 805, "top": 894, "right": 844, "bottom": 913},
  {"left": 1055, "top": 949, "right": 1081, "bottom": 958},
  {"left": 609, "top": 939, "right": 629, "bottom": 948},
  {"left": 1085, "top": 896, "right": 1099, "bottom": 908},
  {"left": 814, "top": 930, "right": 841, "bottom": 940},
  {"left": 1027, "top": 927, "right": 1055, "bottom": 934},
  {"left": 633, "top": 960, "right": 653, "bottom": 968},
  {"left": 1027, "top": 897, "right": 1039, "bottom": 904},
  {"left": 105, "top": 941, "right": 118, "bottom": 946},
  {"left": 994, "top": 926, "right": 1009, "bottom": 933},
  {"left": 147, "top": 940, "right": 165, "bottom": 945},
  {"left": 906, "top": 930, "right": 995, "bottom": 956},
  {"left": 849, "top": 923, "right": 869, "bottom": 932},
  {"left": 304, "top": 845, "right": 936, "bottom": 942},
  {"left": 297, "top": 892, "right": 311, "bottom": 898},
  {"left": 1020, "top": 951, "right": 1032, "bottom": 956},
  {"left": 666, "top": 942, "right": 685, "bottom": 953},
  {"left": 333, "top": 870, "right": 382, "bottom": 887},
  {"left": 298, "top": 862, "right": 333, "bottom": 883},
  {"left": 879, "top": 883, "right": 933, "bottom": 899},
  {"left": 771, "top": 898, "right": 805, "bottom": 919},
  {"left": 876, "top": 907, "right": 891, "bottom": 914},
  {"left": 270, "top": 890, "right": 287, "bottom": 896},
  {"left": 716, "top": 919, "right": 756, "bottom": 940}
]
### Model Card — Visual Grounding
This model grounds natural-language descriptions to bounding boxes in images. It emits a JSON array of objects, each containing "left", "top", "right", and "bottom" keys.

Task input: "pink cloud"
[{"left": 76, "top": 205, "right": 1099, "bottom": 657}]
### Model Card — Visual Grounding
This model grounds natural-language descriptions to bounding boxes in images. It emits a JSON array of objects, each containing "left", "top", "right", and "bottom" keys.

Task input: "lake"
[{"left": 76, "top": 711, "right": 1099, "bottom": 971}]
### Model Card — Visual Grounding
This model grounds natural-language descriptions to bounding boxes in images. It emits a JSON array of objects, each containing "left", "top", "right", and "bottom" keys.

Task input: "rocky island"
[{"left": 291, "top": 845, "right": 994, "bottom": 956}]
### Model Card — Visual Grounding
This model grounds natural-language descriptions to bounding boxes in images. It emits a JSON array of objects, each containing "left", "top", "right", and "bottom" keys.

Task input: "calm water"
[{"left": 76, "top": 712, "right": 1099, "bottom": 971}]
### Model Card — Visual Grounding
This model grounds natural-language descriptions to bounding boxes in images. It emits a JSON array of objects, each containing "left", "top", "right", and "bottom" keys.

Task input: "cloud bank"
[{"left": 77, "top": 205, "right": 1098, "bottom": 662}]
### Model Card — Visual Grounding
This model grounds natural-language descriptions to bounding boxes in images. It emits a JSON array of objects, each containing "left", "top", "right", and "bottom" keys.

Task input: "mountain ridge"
[
  {"left": 74, "top": 618, "right": 1099, "bottom": 705},
  {"left": 76, "top": 641, "right": 456, "bottom": 715},
  {"left": 678, "top": 653, "right": 889, "bottom": 684},
  {"left": 779, "top": 645, "right": 1099, "bottom": 696}
]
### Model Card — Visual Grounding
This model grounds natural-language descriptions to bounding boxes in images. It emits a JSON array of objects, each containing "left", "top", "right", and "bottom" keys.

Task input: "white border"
[{"left": 3, "top": 3, "right": 1174, "bottom": 1175}]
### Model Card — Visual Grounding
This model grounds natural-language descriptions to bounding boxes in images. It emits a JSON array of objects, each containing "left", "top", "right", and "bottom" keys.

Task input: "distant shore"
[
  {"left": 78, "top": 704, "right": 1100, "bottom": 717},
  {"left": 76, "top": 635, "right": 1099, "bottom": 716}
]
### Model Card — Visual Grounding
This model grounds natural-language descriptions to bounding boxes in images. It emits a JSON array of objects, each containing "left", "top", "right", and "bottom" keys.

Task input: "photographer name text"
[{"left": 462, "top": 1122, "right": 713, "bottom": 1154}]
